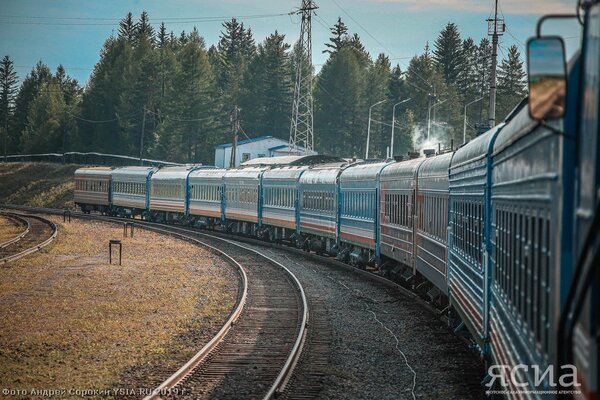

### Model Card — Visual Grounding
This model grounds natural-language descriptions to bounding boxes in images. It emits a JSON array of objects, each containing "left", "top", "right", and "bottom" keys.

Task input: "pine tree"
[
  {"left": 314, "top": 47, "right": 368, "bottom": 156},
  {"left": 240, "top": 31, "right": 292, "bottom": 139},
  {"left": 0, "top": 55, "right": 18, "bottom": 157},
  {"left": 433, "top": 22, "right": 464, "bottom": 87},
  {"left": 158, "top": 23, "right": 168, "bottom": 48},
  {"left": 323, "top": 17, "right": 348, "bottom": 54},
  {"left": 475, "top": 38, "right": 492, "bottom": 124},
  {"left": 13, "top": 61, "right": 52, "bottom": 152},
  {"left": 136, "top": 11, "right": 155, "bottom": 45},
  {"left": 118, "top": 12, "right": 137, "bottom": 45},
  {"left": 497, "top": 45, "right": 526, "bottom": 120}
]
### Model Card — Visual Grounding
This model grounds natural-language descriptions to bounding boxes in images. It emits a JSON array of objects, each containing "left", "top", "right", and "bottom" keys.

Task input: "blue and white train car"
[
  {"left": 338, "top": 161, "right": 392, "bottom": 266},
  {"left": 261, "top": 166, "right": 308, "bottom": 241},
  {"left": 298, "top": 163, "right": 347, "bottom": 254},
  {"left": 188, "top": 169, "right": 226, "bottom": 226},
  {"left": 448, "top": 123, "right": 504, "bottom": 350},
  {"left": 490, "top": 103, "right": 574, "bottom": 393},
  {"left": 415, "top": 152, "right": 453, "bottom": 296},
  {"left": 111, "top": 166, "right": 155, "bottom": 217},
  {"left": 149, "top": 165, "right": 201, "bottom": 222},
  {"left": 379, "top": 157, "right": 425, "bottom": 278},
  {"left": 223, "top": 167, "right": 268, "bottom": 234}
]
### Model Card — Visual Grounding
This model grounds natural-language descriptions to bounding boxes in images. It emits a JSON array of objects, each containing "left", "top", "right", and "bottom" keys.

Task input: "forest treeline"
[{"left": 0, "top": 11, "right": 526, "bottom": 164}]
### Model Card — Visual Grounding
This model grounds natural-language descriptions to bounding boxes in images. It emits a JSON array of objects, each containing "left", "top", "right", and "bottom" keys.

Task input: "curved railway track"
[
  {"left": 0, "top": 212, "right": 57, "bottom": 264},
  {"left": 0, "top": 206, "right": 309, "bottom": 400}
]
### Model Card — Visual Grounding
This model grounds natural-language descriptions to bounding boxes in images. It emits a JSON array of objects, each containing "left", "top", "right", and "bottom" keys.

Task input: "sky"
[{"left": 0, "top": 0, "right": 583, "bottom": 85}]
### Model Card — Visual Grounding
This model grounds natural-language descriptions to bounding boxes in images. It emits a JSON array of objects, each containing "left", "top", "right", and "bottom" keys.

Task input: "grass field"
[
  {"left": 0, "top": 215, "right": 26, "bottom": 244},
  {"left": 0, "top": 162, "right": 79, "bottom": 209},
  {"left": 0, "top": 215, "right": 238, "bottom": 396}
]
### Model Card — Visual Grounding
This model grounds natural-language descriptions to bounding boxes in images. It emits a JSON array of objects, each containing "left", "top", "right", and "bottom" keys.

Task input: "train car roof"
[
  {"left": 451, "top": 122, "right": 506, "bottom": 169},
  {"left": 189, "top": 168, "right": 228, "bottom": 180},
  {"left": 111, "top": 166, "right": 156, "bottom": 179},
  {"left": 380, "top": 157, "right": 426, "bottom": 180},
  {"left": 418, "top": 152, "right": 454, "bottom": 177},
  {"left": 492, "top": 100, "right": 551, "bottom": 155},
  {"left": 240, "top": 154, "right": 343, "bottom": 167},
  {"left": 262, "top": 165, "right": 309, "bottom": 181},
  {"left": 151, "top": 165, "right": 206, "bottom": 180},
  {"left": 223, "top": 166, "right": 269, "bottom": 179},
  {"left": 299, "top": 167, "right": 343, "bottom": 185},
  {"left": 339, "top": 160, "right": 394, "bottom": 182},
  {"left": 74, "top": 167, "right": 113, "bottom": 177}
]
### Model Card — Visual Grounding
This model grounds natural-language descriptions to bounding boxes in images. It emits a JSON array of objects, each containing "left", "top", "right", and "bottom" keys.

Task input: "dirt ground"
[
  {"left": 0, "top": 215, "right": 25, "bottom": 244},
  {"left": 0, "top": 215, "right": 238, "bottom": 397}
]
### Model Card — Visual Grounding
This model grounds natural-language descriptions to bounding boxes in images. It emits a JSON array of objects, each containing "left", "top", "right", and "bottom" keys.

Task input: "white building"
[{"left": 214, "top": 136, "right": 317, "bottom": 168}]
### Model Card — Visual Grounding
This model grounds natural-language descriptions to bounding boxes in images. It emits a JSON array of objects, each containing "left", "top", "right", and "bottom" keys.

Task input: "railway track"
[
  {"left": 0, "top": 206, "right": 309, "bottom": 400},
  {"left": 0, "top": 212, "right": 57, "bottom": 264}
]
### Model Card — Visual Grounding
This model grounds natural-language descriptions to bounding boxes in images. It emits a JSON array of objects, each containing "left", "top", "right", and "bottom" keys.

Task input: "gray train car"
[
  {"left": 490, "top": 103, "right": 573, "bottom": 393},
  {"left": 111, "top": 166, "right": 155, "bottom": 217},
  {"left": 223, "top": 167, "right": 268, "bottom": 234},
  {"left": 379, "top": 158, "right": 425, "bottom": 277},
  {"left": 74, "top": 167, "right": 113, "bottom": 214},
  {"left": 448, "top": 123, "right": 504, "bottom": 350},
  {"left": 149, "top": 165, "right": 200, "bottom": 222},
  {"left": 297, "top": 163, "right": 346, "bottom": 254},
  {"left": 338, "top": 161, "right": 392, "bottom": 265},
  {"left": 261, "top": 166, "right": 308, "bottom": 241},
  {"left": 415, "top": 152, "right": 453, "bottom": 296},
  {"left": 188, "top": 169, "right": 227, "bottom": 226}
]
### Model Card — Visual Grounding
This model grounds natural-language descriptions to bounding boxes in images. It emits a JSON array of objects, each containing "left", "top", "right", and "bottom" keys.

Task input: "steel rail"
[
  {"left": 130, "top": 221, "right": 310, "bottom": 400},
  {"left": 0, "top": 212, "right": 30, "bottom": 248},
  {"left": 136, "top": 223, "right": 249, "bottom": 400},
  {"left": 0, "top": 214, "right": 57, "bottom": 264},
  {"left": 0, "top": 205, "right": 308, "bottom": 399}
]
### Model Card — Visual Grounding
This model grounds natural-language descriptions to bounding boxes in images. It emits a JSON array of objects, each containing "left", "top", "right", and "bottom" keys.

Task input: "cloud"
[{"left": 372, "top": 0, "right": 575, "bottom": 15}]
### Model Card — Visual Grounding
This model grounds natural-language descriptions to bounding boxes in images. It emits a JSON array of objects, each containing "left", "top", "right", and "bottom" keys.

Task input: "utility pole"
[
  {"left": 229, "top": 105, "right": 240, "bottom": 168},
  {"left": 487, "top": 0, "right": 504, "bottom": 128},
  {"left": 289, "top": 0, "right": 317, "bottom": 153},
  {"left": 139, "top": 106, "right": 146, "bottom": 165}
]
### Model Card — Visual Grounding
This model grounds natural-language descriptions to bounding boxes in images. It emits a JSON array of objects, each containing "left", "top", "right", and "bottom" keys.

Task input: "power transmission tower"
[
  {"left": 487, "top": 0, "right": 504, "bottom": 127},
  {"left": 289, "top": 0, "right": 317, "bottom": 153},
  {"left": 229, "top": 105, "right": 240, "bottom": 168}
]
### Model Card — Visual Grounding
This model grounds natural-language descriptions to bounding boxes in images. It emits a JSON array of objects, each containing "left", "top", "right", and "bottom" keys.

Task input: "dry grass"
[
  {"left": 0, "top": 215, "right": 25, "bottom": 244},
  {"left": 0, "top": 215, "right": 237, "bottom": 396},
  {"left": 0, "top": 162, "right": 79, "bottom": 209}
]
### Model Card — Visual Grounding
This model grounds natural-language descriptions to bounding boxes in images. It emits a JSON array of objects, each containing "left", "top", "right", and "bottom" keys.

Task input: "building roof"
[{"left": 214, "top": 135, "right": 276, "bottom": 149}]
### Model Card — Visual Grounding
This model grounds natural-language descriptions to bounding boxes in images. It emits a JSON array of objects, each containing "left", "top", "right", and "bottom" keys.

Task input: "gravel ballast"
[{"left": 242, "top": 242, "right": 484, "bottom": 400}]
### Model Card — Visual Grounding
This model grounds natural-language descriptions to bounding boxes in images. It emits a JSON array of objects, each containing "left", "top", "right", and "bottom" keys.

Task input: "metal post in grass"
[
  {"left": 63, "top": 210, "right": 71, "bottom": 223},
  {"left": 123, "top": 222, "right": 134, "bottom": 238},
  {"left": 109, "top": 240, "right": 122, "bottom": 266}
]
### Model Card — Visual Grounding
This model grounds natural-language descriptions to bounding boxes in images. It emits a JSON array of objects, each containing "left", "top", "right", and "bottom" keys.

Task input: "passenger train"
[{"left": 73, "top": 4, "right": 598, "bottom": 399}]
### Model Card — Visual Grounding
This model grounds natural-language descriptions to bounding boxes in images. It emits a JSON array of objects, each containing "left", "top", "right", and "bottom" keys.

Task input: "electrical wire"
[{"left": 329, "top": 0, "right": 432, "bottom": 90}]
